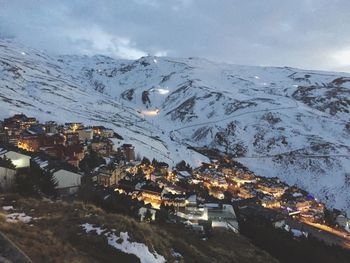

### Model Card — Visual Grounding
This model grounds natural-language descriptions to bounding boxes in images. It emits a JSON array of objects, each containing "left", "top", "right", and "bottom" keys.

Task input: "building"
[
  {"left": 0, "top": 129, "right": 8, "bottom": 144},
  {"left": 157, "top": 178, "right": 186, "bottom": 195},
  {"left": 187, "top": 194, "right": 197, "bottom": 206},
  {"left": 256, "top": 177, "right": 287, "bottom": 197},
  {"left": 101, "top": 128, "right": 114, "bottom": 138},
  {"left": 96, "top": 168, "right": 116, "bottom": 187},
  {"left": 17, "top": 134, "right": 41, "bottom": 152},
  {"left": 0, "top": 166, "right": 16, "bottom": 191},
  {"left": 91, "top": 137, "right": 114, "bottom": 156},
  {"left": 283, "top": 198, "right": 313, "bottom": 213},
  {"left": 96, "top": 165, "right": 127, "bottom": 187},
  {"left": 230, "top": 171, "right": 256, "bottom": 186},
  {"left": 64, "top": 144, "right": 85, "bottom": 167},
  {"left": 52, "top": 169, "right": 81, "bottom": 195},
  {"left": 4, "top": 114, "right": 37, "bottom": 131},
  {"left": 209, "top": 188, "right": 225, "bottom": 200},
  {"left": 115, "top": 179, "right": 138, "bottom": 195},
  {"left": 44, "top": 121, "right": 58, "bottom": 134},
  {"left": 206, "top": 204, "right": 239, "bottom": 233},
  {"left": 18, "top": 133, "right": 65, "bottom": 153},
  {"left": 238, "top": 205, "right": 283, "bottom": 223},
  {"left": 177, "top": 170, "right": 192, "bottom": 181},
  {"left": 176, "top": 206, "right": 208, "bottom": 222},
  {"left": 64, "top": 122, "right": 84, "bottom": 133},
  {"left": 77, "top": 128, "right": 93, "bottom": 141},
  {"left": 162, "top": 193, "right": 187, "bottom": 207},
  {"left": 92, "top": 126, "right": 114, "bottom": 138},
  {"left": 64, "top": 132, "right": 80, "bottom": 146},
  {"left": 40, "top": 144, "right": 65, "bottom": 160},
  {"left": 0, "top": 150, "right": 31, "bottom": 169},
  {"left": 139, "top": 183, "right": 163, "bottom": 209},
  {"left": 3, "top": 114, "right": 37, "bottom": 145},
  {"left": 237, "top": 183, "right": 256, "bottom": 199},
  {"left": 260, "top": 195, "right": 281, "bottom": 208},
  {"left": 26, "top": 124, "right": 45, "bottom": 135},
  {"left": 138, "top": 206, "right": 156, "bottom": 222},
  {"left": 121, "top": 144, "right": 135, "bottom": 162}
]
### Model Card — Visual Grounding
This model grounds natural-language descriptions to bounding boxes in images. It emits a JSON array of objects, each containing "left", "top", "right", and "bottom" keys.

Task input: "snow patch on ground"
[
  {"left": 290, "top": 228, "right": 308, "bottom": 238},
  {"left": 283, "top": 224, "right": 308, "bottom": 238},
  {"left": 2, "top": 206, "right": 14, "bottom": 211},
  {"left": 81, "top": 223, "right": 166, "bottom": 263},
  {"left": 171, "top": 249, "right": 183, "bottom": 259},
  {"left": 6, "top": 213, "right": 32, "bottom": 223}
]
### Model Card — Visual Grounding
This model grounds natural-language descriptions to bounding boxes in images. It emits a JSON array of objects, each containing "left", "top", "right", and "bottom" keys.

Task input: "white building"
[
  {"left": 206, "top": 204, "right": 239, "bottom": 233},
  {"left": 0, "top": 150, "right": 31, "bottom": 169},
  {"left": 176, "top": 206, "right": 208, "bottom": 221},
  {"left": 101, "top": 129, "right": 114, "bottom": 138},
  {"left": 0, "top": 167, "right": 16, "bottom": 191},
  {"left": 77, "top": 129, "right": 93, "bottom": 141},
  {"left": 52, "top": 169, "right": 81, "bottom": 195},
  {"left": 138, "top": 207, "right": 156, "bottom": 222}
]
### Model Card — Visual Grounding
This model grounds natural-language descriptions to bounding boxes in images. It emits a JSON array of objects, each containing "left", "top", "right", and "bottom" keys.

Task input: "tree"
[
  {"left": 38, "top": 170, "right": 58, "bottom": 197},
  {"left": 151, "top": 158, "right": 159, "bottom": 167},
  {"left": 156, "top": 204, "right": 169, "bottom": 223},
  {"left": 143, "top": 209, "right": 153, "bottom": 222},
  {"left": 16, "top": 163, "right": 58, "bottom": 197},
  {"left": 141, "top": 157, "right": 151, "bottom": 166},
  {"left": 31, "top": 163, "right": 58, "bottom": 197},
  {"left": 0, "top": 156, "right": 15, "bottom": 169},
  {"left": 176, "top": 160, "right": 192, "bottom": 172},
  {"left": 79, "top": 150, "right": 106, "bottom": 173},
  {"left": 15, "top": 173, "right": 36, "bottom": 196}
]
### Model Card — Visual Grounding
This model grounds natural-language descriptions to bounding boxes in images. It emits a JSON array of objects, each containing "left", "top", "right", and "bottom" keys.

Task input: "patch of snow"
[
  {"left": 178, "top": 171, "right": 191, "bottom": 177},
  {"left": 284, "top": 224, "right": 290, "bottom": 232},
  {"left": 108, "top": 232, "right": 165, "bottom": 263},
  {"left": 292, "top": 193, "right": 303, "bottom": 198},
  {"left": 6, "top": 213, "right": 32, "bottom": 223},
  {"left": 103, "top": 157, "right": 112, "bottom": 165},
  {"left": 171, "top": 250, "right": 183, "bottom": 258},
  {"left": 81, "top": 223, "right": 166, "bottom": 263},
  {"left": 2, "top": 206, "right": 14, "bottom": 211},
  {"left": 290, "top": 228, "right": 308, "bottom": 238}
]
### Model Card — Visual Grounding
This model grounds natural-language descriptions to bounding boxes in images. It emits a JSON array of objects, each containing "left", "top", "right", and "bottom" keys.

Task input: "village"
[{"left": 0, "top": 113, "right": 350, "bottom": 249}]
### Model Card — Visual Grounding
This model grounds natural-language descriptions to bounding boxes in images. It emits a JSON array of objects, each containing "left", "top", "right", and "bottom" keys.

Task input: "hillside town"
[{"left": 0, "top": 113, "right": 349, "bottom": 249}]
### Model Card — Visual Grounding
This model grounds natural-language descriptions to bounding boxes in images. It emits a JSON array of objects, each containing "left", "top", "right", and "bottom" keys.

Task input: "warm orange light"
[{"left": 17, "top": 142, "right": 34, "bottom": 152}]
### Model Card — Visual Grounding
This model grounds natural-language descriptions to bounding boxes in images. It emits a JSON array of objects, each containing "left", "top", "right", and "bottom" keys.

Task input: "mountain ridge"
[{"left": 0, "top": 38, "right": 349, "bottom": 214}]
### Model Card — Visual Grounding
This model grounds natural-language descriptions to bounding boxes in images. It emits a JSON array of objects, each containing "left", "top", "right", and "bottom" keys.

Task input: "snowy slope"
[
  {"left": 0, "top": 39, "right": 349, "bottom": 213},
  {"left": 0, "top": 39, "right": 208, "bottom": 167}
]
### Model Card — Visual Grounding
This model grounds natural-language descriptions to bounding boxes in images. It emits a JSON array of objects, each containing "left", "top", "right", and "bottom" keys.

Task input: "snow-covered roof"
[
  {"left": 178, "top": 170, "right": 191, "bottom": 177},
  {"left": 204, "top": 203, "right": 220, "bottom": 208}
]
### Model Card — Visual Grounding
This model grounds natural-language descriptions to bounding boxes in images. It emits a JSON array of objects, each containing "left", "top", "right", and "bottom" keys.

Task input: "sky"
[{"left": 0, "top": 0, "right": 350, "bottom": 72}]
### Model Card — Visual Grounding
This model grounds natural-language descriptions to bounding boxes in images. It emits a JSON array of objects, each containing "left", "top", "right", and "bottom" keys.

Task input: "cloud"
[
  {"left": 64, "top": 26, "right": 147, "bottom": 59},
  {"left": 0, "top": 0, "right": 350, "bottom": 71}
]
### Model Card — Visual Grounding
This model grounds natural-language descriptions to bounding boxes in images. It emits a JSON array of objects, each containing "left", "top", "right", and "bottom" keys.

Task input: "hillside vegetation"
[{"left": 0, "top": 194, "right": 277, "bottom": 263}]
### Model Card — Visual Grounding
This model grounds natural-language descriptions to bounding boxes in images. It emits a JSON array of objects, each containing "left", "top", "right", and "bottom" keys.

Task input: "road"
[{"left": 285, "top": 218, "right": 350, "bottom": 249}]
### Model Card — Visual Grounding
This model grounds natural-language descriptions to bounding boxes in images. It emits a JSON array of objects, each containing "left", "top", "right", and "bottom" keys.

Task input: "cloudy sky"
[{"left": 1, "top": 0, "right": 350, "bottom": 71}]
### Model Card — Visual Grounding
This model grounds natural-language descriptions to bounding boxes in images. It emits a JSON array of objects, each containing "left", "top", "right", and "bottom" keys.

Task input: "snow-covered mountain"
[{"left": 1, "top": 39, "right": 349, "bottom": 214}]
